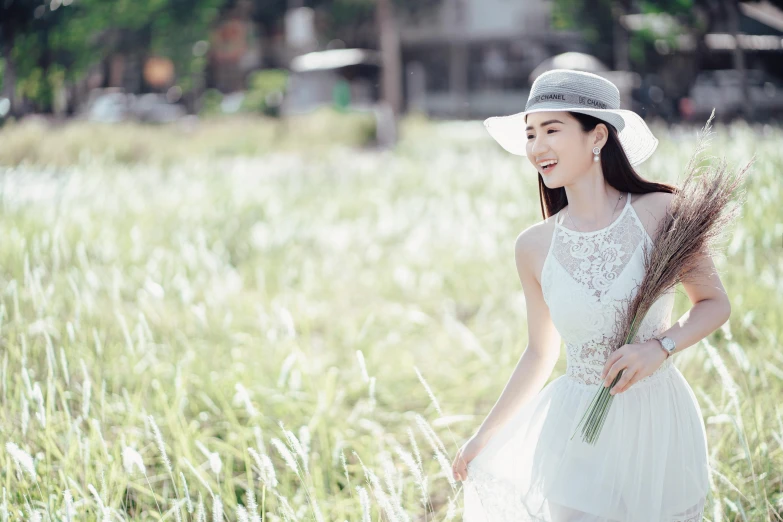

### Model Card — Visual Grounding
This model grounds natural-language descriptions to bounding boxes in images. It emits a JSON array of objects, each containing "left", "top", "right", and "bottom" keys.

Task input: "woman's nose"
[{"left": 530, "top": 136, "right": 548, "bottom": 155}]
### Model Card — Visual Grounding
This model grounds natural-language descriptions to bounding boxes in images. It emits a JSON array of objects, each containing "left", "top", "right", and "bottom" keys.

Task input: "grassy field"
[{"left": 0, "top": 114, "right": 781, "bottom": 521}]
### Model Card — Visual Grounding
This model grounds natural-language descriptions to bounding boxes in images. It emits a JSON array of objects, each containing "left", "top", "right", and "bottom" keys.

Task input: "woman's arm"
[
  {"left": 652, "top": 192, "right": 731, "bottom": 354},
  {"left": 473, "top": 226, "right": 562, "bottom": 442},
  {"left": 603, "top": 192, "right": 732, "bottom": 393},
  {"left": 652, "top": 249, "right": 731, "bottom": 356}
]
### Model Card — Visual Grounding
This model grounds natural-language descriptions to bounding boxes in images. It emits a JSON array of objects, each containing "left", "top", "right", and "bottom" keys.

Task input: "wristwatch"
[{"left": 655, "top": 336, "right": 676, "bottom": 358}]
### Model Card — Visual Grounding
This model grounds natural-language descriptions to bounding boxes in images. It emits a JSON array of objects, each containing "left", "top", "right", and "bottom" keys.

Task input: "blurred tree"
[
  {"left": 552, "top": 0, "right": 709, "bottom": 70},
  {"left": 241, "top": 68, "right": 288, "bottom": 115},
  {"left": 1, "top": 0, "right": 223, "bottom": 114},
  {"left": 551, "top": 0, "right": 783, "bottom": 120},
  {"left": 3, "top": 0, "right": 443, "bottom": 116},
  {"left": 375, "top": 0, "right": 402, "bottom": 116},
  {"left": 247, "top": 0, "right": 287, "bottom": 39},
  {"left": 0, "top": 0, "right": 42, "bottom": 115},
  {"left": 552, "top": 0, "right": 616, "bottom": 66}
]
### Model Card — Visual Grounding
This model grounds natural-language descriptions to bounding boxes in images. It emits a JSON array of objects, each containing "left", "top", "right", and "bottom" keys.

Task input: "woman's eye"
[
  {"left": 547, "top": 129, "right": 557, "bottom": 134},
  {"left": 527, "top": 135, "right": 534, "bottom": 140}
]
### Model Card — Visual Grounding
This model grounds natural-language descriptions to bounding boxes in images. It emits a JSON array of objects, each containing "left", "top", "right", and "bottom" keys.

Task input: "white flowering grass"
[
  {"left": 0, "top": 118, "right": 780, "bottom": 520},
  {"left": 5, "top": 442, "right": 36, "bottom": 482}
]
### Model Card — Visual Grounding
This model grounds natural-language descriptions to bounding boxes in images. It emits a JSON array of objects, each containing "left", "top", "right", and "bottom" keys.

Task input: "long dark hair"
[{"left": 537, "top": 112, "right": 677, "bottom": 219}]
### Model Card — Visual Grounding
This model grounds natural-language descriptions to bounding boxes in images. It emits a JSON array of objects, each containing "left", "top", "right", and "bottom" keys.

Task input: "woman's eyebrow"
[{"left": 525, "top": 119, "right": 564, "bottom": 131}]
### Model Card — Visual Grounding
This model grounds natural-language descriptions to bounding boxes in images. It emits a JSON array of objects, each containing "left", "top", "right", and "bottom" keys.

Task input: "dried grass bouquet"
[{"left": 571, "top": 110, "right": 753, "bottom": 445}]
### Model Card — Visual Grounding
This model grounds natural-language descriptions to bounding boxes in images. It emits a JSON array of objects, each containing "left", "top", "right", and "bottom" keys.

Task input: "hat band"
[{"left": 526, "top": 92, "right": 614, "bottom": 111}]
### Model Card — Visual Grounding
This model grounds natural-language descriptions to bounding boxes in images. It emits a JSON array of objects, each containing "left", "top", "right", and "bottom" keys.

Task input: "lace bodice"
[{"left": 541, "top": 193, "right": 676, "bottom": 386}]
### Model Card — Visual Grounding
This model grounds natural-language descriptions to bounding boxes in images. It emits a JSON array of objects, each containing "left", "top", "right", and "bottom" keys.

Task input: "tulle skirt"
[{"left": 463, "top": 362, "right": 710, "bottom": 522}]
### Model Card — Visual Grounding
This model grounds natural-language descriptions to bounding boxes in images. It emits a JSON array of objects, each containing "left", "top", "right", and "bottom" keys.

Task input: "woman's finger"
[
  {"left": 618, "top": 372, "right": 641, "bottom": 394},
  {"left": 601, "top": 348, "right": 625, "bottom": 379},
  {"left": 604, "top": 359, "right": 627, "bottom": 387},
  {"left": 614, "top": 368, "right": 639, "bottom": 395},
  {"left": 611, "top": 368, "right": 637, "bottom": 394}
]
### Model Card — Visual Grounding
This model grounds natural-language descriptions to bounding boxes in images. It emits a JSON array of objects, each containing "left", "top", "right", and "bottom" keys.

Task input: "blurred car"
[
  {"left": 80, "top": 88, "right": 186, "bottom": 123},
  {"left": 133, "top": 93, "right": 187, "bottom": 123},
  {"left": 0, "top": 96, "right": 9, "bottom": 125},
  {"left": 83, "top": 89, "right": 133, "bottom": 123},
  {"left": 684, "top": 69, "right": 783, "bottom": 121}
]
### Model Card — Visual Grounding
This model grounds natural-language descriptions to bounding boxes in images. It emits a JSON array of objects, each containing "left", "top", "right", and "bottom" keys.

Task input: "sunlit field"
[{"left": 0, "top": 114, "right": 781, "bottom": 521}]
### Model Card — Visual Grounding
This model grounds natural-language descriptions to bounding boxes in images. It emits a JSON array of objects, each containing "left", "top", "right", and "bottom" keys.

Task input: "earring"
[{"left": 592, "top": 146, "right": 601, "bottom": 162}]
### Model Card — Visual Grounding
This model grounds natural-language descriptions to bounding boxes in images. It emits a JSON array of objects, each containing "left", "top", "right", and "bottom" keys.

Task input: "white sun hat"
[{"left": 484, "top": 69, "right": 659, "bottom": 166}]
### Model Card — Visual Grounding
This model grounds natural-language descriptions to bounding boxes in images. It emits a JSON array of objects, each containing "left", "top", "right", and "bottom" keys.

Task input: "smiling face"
[{"left": 524, "top": 111, "right": 607, "bottom": 188}]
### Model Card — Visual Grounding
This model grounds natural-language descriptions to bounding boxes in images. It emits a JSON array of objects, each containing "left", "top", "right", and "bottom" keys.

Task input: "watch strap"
[{"left": 654, "top": 337, "right": 671, "bottom": 358}]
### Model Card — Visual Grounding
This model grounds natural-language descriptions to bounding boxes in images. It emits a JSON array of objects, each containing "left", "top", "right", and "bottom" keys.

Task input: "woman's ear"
[{"left": 593, "top": 123, "right": 609, "bottom": 148}]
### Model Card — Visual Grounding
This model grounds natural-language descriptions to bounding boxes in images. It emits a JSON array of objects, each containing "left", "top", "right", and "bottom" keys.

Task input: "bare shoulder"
[
  {"left": 514, "top": 213, "right": 559, "bottom": 285},
  {"left": 632, "top": 190, "right": 674, "bottom": 215},
  {"left": 630, "top": 191, "right": 675, "bottom": 240}
]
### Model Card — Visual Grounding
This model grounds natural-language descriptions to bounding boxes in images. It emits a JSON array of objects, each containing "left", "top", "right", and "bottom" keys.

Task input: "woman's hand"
[
  {"left": 601, "top": 339, "right": 668, "bottom": 395},
  {"left": 452, "top": 433, "right": 491, "bottom": 482}
]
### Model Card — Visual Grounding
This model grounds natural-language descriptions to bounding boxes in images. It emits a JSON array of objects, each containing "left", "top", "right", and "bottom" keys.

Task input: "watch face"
[{"left": 662, "top": 337, "right": 675, "bottom": 351}]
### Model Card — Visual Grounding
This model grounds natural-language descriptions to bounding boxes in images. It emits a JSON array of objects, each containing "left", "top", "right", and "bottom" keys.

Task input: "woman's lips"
[{"left": 541, "top": 162, "right": 557, "bottom": 175}]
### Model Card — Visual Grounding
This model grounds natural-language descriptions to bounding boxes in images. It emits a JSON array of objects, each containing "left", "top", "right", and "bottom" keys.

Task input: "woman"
[{"left": 452, "top": 69, "right": 730, "bottom": 521}]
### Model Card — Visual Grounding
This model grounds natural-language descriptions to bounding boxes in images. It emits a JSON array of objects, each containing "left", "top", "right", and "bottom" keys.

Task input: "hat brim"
[{"left": 483, "top": 106, "right": 658, "bottom": 167}]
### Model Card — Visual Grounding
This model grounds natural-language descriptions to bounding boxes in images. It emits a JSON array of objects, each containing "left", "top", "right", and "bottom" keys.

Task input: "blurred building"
[
  {"left": 704, "top": 1, "right": 783, "bottom": 73},
  {"left": 398, "top": 0, "right": 582, "bottom": 118}
]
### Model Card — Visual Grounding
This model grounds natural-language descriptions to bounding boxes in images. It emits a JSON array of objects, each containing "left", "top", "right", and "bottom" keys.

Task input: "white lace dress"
[{"left": 463, "top": 193, "right": 710, "bottom": 522}]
